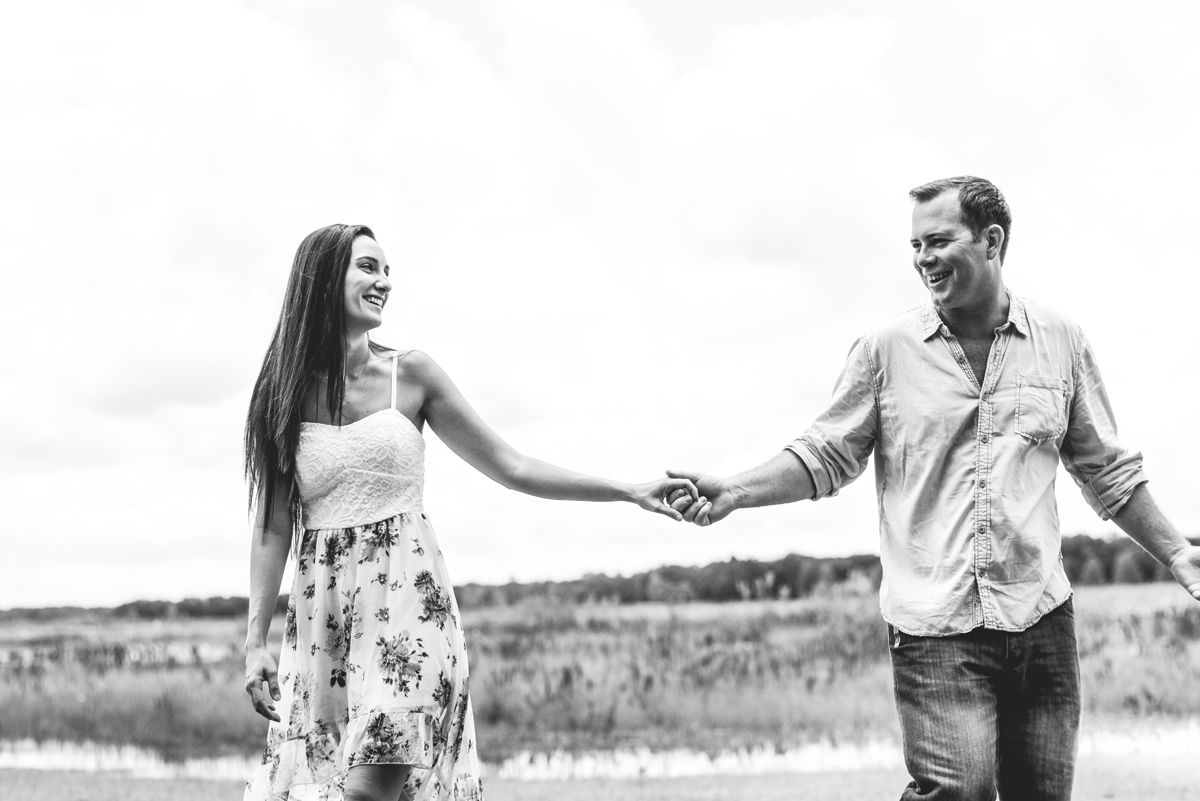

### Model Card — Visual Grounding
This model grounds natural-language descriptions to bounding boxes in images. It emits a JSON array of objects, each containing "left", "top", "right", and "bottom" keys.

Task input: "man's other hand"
[{"left": 1168, "top": 544, "right": 1200, "bottom": 601}]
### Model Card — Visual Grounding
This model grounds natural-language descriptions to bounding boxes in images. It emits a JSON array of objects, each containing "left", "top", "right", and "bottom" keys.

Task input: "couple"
[{"left": 243, "top": 176, "right": 1200, "bottom": 801}]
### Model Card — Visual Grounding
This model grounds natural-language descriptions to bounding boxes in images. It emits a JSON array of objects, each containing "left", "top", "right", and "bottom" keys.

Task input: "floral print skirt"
[{"left": 244, "top": 511, "right": 483, "bottom": 801}]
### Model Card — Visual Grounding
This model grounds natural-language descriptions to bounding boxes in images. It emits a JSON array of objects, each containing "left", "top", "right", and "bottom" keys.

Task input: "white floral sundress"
[{"left": 244, "top": 356, "right": 483, "bottom": 801}]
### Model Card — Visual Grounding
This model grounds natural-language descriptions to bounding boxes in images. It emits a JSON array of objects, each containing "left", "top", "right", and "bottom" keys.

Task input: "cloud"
[
  {"left": 652, "top": 16, "right": 947, "bottom": 266},
  {"left": 5, "top": 2, "right": 1200, "bottom": 606}
]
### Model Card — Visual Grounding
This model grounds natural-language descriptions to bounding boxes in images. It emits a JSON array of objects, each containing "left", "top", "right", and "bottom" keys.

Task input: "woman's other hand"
[{"left": 245, "top": 645, "right": 282, "bottom": 722}]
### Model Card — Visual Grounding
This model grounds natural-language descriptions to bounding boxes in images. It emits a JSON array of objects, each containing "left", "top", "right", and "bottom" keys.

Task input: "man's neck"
[{"left": 936, "top": 288, "right": 1010, "bottom": 340}]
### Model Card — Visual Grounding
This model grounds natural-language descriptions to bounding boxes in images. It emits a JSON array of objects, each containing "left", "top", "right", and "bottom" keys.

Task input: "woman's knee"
[{"left": 342, "top": 763, "right": 412, "bottom": 801}]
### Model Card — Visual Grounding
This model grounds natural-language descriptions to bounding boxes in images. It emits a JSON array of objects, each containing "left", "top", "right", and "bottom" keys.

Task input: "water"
[{"left": 3, "top": 720, "right": 1198, "bottom": 782}]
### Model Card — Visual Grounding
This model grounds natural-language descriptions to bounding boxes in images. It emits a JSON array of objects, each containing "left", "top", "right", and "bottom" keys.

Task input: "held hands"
[
  {"left": 632, "top": 475, "right": 701, "bottom": 521},
  {"left": 664, "top": 469, "right": 738, "bottom": 526},
  {"left": 245, "top": 645, "right": 282, "bottom": 722},
  {"left": 1168, "top": 544, "right": 1200, "bottom": 601}
]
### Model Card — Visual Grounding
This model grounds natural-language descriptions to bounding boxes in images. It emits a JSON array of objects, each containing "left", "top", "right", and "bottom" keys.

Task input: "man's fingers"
[
  {"left": 696, "top": 501, "right": 713, "bottom": 527},
  {"left": 666, "top": 468, "right": 701, "bottom": 484},
  {"left": 1187, "top": 582, "right": 1200, "bottom": 600},
  {"left": 681, "top": 497, "right": 706, "bottom": 523},
  {"left": 670, "top": 493, "right": 693, "bottom": 513}
]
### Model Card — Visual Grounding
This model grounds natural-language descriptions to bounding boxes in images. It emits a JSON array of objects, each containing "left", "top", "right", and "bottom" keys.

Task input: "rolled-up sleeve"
[
  {"left": 786, "top": 337, "right": 879, "bottom": 499},
  {"left": 1060, "top": 328, "right": 1148, "bottom": 519}
]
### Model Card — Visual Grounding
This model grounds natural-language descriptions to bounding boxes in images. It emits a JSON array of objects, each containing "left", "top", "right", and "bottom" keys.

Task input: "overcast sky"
[{"left": 3, "top": 0, "right": 1198, "bottom": 607}]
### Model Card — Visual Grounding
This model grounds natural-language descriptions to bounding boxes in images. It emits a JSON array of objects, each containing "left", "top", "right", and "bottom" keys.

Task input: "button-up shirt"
[{"left": 786, "top": 295, "right": 1146, "bottom": 636}]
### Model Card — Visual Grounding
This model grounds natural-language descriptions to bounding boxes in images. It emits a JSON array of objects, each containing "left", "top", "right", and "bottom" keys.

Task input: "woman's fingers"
[
  {"left": 654, "top": 498, "right": 684, "bottom": 521},
  {"left": 664, "top": 477, "right": 699, "bottom": 502},
  {"left": 246, "top": 662, "right": 282, "bottom": 721},
  {"left": 667, "top": 486, "right": 695, "bottom": 505}
]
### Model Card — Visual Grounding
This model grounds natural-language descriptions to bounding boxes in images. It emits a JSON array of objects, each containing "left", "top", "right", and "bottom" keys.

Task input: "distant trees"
[
  {"left": 1060, "top": 534, "right": 1176, "bottom": 586},
  {"left": 3, "top": 534, "right": 1193, "bottom": 621},
  {"left": 108, "top": 595, "right": 288, "bottom": 620}
]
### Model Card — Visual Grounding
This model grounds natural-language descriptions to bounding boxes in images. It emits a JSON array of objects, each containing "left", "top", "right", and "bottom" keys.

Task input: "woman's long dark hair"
[{"left": 243, "top": 223, "right": 379, "bottom": 532}]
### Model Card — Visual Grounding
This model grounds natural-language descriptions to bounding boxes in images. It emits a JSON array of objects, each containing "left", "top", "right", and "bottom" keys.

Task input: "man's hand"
[
  {"left": 1112, "top": 485, "right": 1200, "bottom": 602},
  {"left": 1168, "top": 545, "right": 1200, "bottom": 601},
  {"left": 665, "top": 469, "right": 739, "bottom": 526}
]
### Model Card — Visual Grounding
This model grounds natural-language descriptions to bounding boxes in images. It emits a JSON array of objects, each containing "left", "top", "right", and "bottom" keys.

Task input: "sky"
[{"left": 3, "top": 0, "right": 1199, "bottom": 607}]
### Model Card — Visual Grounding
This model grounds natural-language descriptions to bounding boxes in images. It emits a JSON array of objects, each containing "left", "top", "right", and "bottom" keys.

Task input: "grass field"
[{"left": 1, "top": 582, "right": 1198, "bottom": 775}]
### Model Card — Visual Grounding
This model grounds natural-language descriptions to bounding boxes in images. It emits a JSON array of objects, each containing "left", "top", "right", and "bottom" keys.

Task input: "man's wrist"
[{"left": 728, "top": 480, "right": 750, "bottom": 511}]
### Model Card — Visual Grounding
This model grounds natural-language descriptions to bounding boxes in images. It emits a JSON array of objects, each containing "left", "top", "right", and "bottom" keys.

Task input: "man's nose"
[{"left": 915, "top": 246, "right": 936, "bottom": 267}]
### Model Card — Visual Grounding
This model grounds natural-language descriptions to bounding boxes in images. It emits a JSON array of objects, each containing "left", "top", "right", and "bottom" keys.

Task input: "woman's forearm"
[
  {"left": 246, "top": 527, "right": 292, "bottom": 649},
  {"left": 502, "top": 454, "right": 634, "bottom": 503}
]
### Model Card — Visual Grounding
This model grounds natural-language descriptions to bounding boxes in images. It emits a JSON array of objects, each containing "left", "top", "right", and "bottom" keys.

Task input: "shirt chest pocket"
[{"left": 1016, "top": 374, "right": 1069, "bottom": 442}]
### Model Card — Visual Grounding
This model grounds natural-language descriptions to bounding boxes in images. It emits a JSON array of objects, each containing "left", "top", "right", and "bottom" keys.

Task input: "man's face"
[{"left": 910, "top": 190, "right": 999, "bottom": 315}]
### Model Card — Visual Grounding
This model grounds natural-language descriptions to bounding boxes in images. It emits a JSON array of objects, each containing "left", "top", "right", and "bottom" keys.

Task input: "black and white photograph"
[{"left": 3, "top": 2, "right": 1199, "bottom": 800}]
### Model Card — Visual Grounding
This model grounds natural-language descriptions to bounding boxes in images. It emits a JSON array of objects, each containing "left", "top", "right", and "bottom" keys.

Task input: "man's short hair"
[{"left": 909, "top": 176, "right": 1012, "bottom": 263}]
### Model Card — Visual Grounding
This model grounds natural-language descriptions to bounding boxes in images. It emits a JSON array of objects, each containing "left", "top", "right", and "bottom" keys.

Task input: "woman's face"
[{"left": 342, "top": 235, "right": 391, "bottom": 334}]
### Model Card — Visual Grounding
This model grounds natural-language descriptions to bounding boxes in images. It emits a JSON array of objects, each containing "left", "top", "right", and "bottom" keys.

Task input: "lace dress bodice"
[{"left": 295, "top": 398, "right": 425, "bottom": 530}]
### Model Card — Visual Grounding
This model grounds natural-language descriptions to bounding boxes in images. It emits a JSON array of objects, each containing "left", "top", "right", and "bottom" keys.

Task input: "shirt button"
[
  {"left": 979, "top": 479, "right": 988, "bottom": 489},
  {"left": 980, "top": 434, "right": 990, "bottom": 443}
]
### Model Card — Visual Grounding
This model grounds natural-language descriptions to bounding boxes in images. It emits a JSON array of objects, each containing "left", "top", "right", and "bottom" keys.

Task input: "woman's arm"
[
  {"left": 244, "top": 479, "right": 293, "bottom": 722},
  {"left": 406, "top": 351, "right": 696, "bottom": 519}
]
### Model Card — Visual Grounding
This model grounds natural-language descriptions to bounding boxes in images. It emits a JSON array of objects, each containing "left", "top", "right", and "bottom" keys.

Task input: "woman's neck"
[{"left": 345, "top": 334, "right": 371, "bottom": 375}]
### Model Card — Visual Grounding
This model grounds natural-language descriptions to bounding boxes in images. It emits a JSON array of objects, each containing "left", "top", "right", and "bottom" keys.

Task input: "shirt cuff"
[
  {"left": 1081, "top": 456, "right": 1148, "bottom": 519},
  {"left": 784, "top": 439, "right": 838, "bottom": 499}
]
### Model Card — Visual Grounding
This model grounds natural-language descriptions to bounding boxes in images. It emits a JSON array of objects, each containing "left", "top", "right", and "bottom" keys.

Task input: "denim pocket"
[{"left": 1016, "top": 374, "right": 1068, "bottom": 442}]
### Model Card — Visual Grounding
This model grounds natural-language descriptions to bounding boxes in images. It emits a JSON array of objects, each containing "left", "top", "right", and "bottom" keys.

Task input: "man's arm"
[
  {"left": 1111, "top": 483, "right": 1200, "bottom": 600},
  {"left": 667, "top": 451, "right": 817, "bottom": 526},
  {"left": 668, "top": 336, "right": 879, "bottom": 527}
]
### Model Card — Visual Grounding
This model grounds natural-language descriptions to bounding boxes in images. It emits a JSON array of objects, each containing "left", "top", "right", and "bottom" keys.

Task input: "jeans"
[{"left": 888, "top": 598, "right": 1081, "bottom": 801}]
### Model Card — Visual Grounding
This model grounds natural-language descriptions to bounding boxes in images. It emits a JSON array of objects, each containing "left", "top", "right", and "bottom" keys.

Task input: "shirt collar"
[{"left": 920, "top": 292, "right": 1029, "bottom": 341}]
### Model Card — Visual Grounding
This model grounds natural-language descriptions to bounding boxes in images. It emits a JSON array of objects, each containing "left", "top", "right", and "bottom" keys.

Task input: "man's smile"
[{"left": 925, "top": 269, "right": 951, "bottom": 286}]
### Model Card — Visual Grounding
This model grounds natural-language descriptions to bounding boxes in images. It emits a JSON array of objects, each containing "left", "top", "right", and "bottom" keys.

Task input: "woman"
[{"left": 242, "top": 224, "right": 698, "bottom": 801}]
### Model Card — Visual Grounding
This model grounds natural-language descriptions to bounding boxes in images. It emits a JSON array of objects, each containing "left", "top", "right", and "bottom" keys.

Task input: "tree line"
[{"left": 2, "top": 534, "right": 1191, "bottom": 621}]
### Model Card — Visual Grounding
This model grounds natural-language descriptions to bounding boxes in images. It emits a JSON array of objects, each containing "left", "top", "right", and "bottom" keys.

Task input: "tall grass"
[
  {"left": 1, "top": 583, "right": 1198, "bottom": 764},
  {"left": 466, "top": 592, "right": 897, "bottom": 758}
]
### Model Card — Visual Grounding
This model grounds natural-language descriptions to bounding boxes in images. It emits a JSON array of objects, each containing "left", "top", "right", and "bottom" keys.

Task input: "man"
[{"left": 668, "top": 176, "right": 1200, "bottom": 800}]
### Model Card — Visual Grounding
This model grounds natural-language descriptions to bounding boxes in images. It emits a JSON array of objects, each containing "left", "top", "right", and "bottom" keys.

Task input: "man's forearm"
[
  {"left": 1111, "top": 483, "right": 1190, "bottom": 566},
  {"left": 729, "top": 450, "right": 817, "bottom": 511}
]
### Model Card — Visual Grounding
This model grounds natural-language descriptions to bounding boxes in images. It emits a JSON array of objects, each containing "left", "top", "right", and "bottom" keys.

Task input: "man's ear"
[{"left": 985, "top": 224, "right": 1005, "bottom": 261}]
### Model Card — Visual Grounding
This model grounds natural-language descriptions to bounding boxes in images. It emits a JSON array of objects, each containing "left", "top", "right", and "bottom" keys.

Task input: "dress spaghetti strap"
[{"left": 390, "top": 355, "right": 398, "bottom": 410}]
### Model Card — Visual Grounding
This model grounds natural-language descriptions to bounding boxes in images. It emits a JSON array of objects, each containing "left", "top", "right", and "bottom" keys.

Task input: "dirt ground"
[{"left": 2, "top": 754, "right": 1192, "bottom": 801}]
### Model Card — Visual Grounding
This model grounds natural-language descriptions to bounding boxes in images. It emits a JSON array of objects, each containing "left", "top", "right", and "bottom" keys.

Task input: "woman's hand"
[
  {"left": 631, "top": 476, "right": 699, "bottom": 521},
  {"left": 245, "top": 644, "right": 282, "bottom": 722}
]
